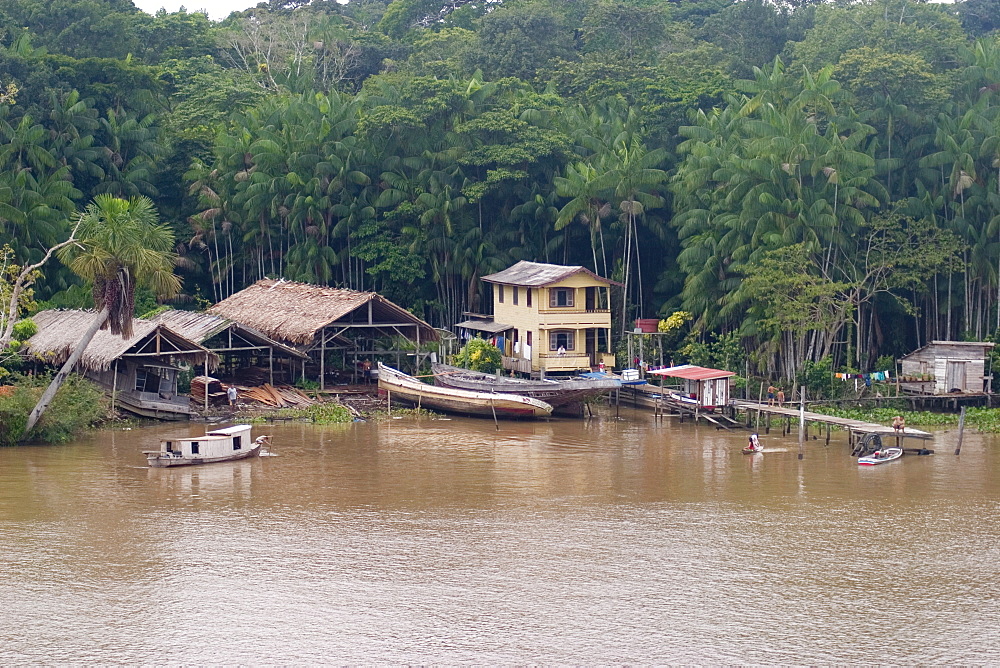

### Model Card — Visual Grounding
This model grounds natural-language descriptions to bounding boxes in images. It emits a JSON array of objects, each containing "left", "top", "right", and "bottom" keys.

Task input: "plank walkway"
[{"left": 731, "top": 400, "right": 933, "bottom": 440}]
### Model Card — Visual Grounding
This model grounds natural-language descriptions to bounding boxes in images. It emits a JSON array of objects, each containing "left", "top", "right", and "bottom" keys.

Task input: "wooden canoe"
[
  {"left": 431, "top": 362, "right": 618, "bottom": 415},
  {"left": 378, "top": 363, "right": 553, "bottom": 419}
]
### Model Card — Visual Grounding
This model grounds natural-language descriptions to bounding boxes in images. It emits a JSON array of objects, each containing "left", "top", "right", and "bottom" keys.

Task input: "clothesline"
[{"left": 834, "top": 369, "right": 893, "bottom": 387}]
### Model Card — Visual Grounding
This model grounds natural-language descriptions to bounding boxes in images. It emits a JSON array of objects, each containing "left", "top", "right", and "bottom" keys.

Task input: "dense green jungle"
[{"left": 4, "top": 0, "right": 1000, "bottom": 384}]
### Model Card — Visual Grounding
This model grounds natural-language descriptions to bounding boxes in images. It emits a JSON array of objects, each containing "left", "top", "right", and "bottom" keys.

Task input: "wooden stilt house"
[{"left": 898, "top": 341, "right": 995, "bottom": 395}]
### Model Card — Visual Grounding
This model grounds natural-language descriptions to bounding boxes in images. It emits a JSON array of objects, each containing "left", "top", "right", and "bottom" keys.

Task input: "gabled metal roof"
[
  {"left": 481, "top": 261, "right": 619, "bottom": 287},
  {"left": 454, "top": 318, "right": 514, "bottom": 334},
  {"left": 648, "top": 364, "right": 736, "bottom": 381}
]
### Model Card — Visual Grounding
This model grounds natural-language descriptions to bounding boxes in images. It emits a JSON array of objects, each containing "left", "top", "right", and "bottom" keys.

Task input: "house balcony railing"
[
  {"left": 537, "top": 307, "right": 611, "bottom": 315},
  {"left": 538, "top": 352, "right": 592, "bottom": 372}
]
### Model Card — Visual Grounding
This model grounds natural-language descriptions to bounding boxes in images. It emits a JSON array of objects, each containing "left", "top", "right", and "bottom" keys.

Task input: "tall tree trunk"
[{"left": 21, "top": 306, "right": 111, "bottom": 441}]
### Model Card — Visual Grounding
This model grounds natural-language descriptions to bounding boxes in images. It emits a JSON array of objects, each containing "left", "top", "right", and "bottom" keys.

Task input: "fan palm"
[{"left": 22, "top": 195, "right": 180, "bottom": 439}]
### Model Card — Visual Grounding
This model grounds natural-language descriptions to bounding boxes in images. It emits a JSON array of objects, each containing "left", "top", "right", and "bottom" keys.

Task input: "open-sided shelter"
[
  {"left": 153, "top": 309, "right": 309, "bottom": 385},
  {"left": 23, "top": 309, "right": 218, "bottom": 419},
  {"left": 209, "top": 279, "right": 437, "bottom": 386}
]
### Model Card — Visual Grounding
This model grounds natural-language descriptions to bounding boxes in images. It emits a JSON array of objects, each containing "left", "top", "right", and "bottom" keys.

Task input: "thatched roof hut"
[
  {"left": 153, "top": 309, "right": 309, "bottom": 360},
  {"left": 23, "top": 310, "right": 218, "bottom": 372},
  {"left": 208, "top": 279, "right": 437, "bottom": 346}
]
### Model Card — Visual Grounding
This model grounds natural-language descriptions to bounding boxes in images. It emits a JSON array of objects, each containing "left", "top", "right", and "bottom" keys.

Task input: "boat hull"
[
  {"left": 858, "top": 447, "right": 903, "bottom": 465},
  {"left": 431, "top": 363, "right": 617, "bottom": 415},
  {"left": 380, "top": 363, "right": 552, "bottom": 419},
  {"left": 146, "top": 443, "right": 262, "bottom": 467}
]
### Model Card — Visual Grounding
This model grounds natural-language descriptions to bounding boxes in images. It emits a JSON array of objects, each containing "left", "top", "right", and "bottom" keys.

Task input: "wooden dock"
[{"left": 731, "top": 400, "right": 933, "bottom": 443}]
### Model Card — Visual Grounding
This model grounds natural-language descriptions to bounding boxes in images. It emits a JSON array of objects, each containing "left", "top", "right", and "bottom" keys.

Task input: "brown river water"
[{"left": 1, "top": 406, "right": 999, "bottom": 664}]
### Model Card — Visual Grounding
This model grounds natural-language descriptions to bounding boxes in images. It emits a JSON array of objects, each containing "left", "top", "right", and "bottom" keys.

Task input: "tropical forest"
[{"left": 4, "top": 0, "right": 1000, "bottom": 390}]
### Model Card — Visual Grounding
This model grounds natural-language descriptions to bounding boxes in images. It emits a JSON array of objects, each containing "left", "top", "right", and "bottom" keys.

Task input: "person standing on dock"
[
  {"left": 227, "top": 385, "right": 238, "bottom": 407},
  {"left": 776, "top": 388, "right": 785, "bottom": 407},
  {"left": 767, "top": 385, "right": 777, "bottom": 406}
]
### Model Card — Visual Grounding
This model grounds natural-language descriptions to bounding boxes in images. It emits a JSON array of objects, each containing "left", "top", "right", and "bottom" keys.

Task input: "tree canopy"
[{"left": 2, "top": 0, "right": 1000, "bottom": 381}]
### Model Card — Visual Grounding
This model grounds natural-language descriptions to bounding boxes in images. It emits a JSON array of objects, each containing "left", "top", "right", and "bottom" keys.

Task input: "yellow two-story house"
[{"left": 459, "top": 261, "right": 617, "bottom": 375}]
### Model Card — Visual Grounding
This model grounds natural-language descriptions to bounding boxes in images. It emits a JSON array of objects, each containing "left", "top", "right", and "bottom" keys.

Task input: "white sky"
[{"left": 132, "top": 0, "right": 259, "bottom": 21}]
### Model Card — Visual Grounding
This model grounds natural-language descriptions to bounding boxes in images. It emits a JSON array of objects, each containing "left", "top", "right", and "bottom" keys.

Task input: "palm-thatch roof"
[
  {"left": 208, "top": 279, "right": 438, "bottom": 346},
  {"left": 152, "top": 309, "right": 310, "bottom": 360},
  {"left": 23, "top": 310, "right": 218, "bottom": 372}
]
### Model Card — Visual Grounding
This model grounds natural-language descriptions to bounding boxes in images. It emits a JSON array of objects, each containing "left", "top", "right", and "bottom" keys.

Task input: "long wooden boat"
[
  {"left": 379, "top": 363, "right": 553, "bottom": 419},
  {"left": 858, "top": 447, "right": 903, "bottom": 466},
  {"left": 143, "top": 424, "right": 271, "bottom": 467},
  {"left": 431, "top": 362, "right": 619, "bottom": 416}
]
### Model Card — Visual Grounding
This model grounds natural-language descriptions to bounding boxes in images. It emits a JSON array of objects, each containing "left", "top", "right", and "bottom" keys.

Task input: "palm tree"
[{"left": 21, "top": 195, "right": 180, "bottom": 439}]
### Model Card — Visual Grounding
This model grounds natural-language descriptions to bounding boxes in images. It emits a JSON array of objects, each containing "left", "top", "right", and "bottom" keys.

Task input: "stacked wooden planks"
[
  {"left": 191, "top": 376, "right": 226, "bottom": 405},
  {"left": 236, "top": 383, "right": 314, "bottom": 408}
]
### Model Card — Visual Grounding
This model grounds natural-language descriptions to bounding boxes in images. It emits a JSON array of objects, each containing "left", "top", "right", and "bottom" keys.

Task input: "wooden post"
[
  {"left": 756, "top": 381, "right": 764, "bottom": 431},
  {"left": 387, "top": 389, "right": 391, "bottom": 415},
  {"left": 111, "top": 360, "right": 118, "bottom": 416},
  {"left": 268, "top": 348, "right": 274, "bottom": 386},
  {"left": 320, "top": 328, "right": 326, "bottom": 391},
  {"left": 826, "top": 422, "right": 831, "bottom": 445},
  {"left": 490, "top": 395, "right": 499, "bottom": 431},
  {"left": 204, "top": 355, "right": 209, "bottom": 412},
  {"left": 955, "top": 405, "right": 967, "bottom": 455},
  {"left": 798, "top": 385, "right": 805, "bottom": 460}
]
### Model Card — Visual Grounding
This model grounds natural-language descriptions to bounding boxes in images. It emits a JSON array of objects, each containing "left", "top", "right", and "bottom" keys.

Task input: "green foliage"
[
  {"left": 246, "top": 401, "right": 353, "bottom": 424},
  {"left": 795, "top": 356, "right": 839, "bottom": 400},
  {"left": 3, "top": 0, "right": 1000, "bottom": 390},
  {"left": 0, "top": 374, "right": 107, "bottom": 446},
  {"left": 454, "top": 337, "right": 502, "bottom": 373},
  {"left": 295, "top": 377, "right": 321, "bottom": 391},
  {"left": 11, "top": 319, "right": 36, "bottom": 341},
  {"left": 305, "top": 402, "right": 354, "bottom": 424},
  {"left": 680, "top": 331, "right": 743, "bottom": 371}
]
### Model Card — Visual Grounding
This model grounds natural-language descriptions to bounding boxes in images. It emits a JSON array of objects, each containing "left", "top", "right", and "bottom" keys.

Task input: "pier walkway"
[{"left": 731, "top": 400, "right": 933, "bottom": 441}]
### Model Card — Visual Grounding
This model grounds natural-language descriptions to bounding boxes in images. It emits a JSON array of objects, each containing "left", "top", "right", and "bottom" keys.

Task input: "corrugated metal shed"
[{"left": 481, "top": 261, "right": 619, "bottom": 287}]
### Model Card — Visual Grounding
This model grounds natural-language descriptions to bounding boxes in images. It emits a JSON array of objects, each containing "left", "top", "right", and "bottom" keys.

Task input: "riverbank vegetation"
[
  {"left": 5, "top": 0, "right": 1000, "bottom": 393},
  {"left": 0, "top": 374, "right": 108, "bottom": 446}
]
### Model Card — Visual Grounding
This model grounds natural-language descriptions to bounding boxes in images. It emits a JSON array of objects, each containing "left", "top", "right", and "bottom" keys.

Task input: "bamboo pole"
[
  {"left": 955, "top": 405, "right": 967, "bottom": 455},
  {"left": 111, "top": 360, "right": 118, "bottom": 416},
  {"left": 798, "top": 385, "right": 805, "bottom": 460}
]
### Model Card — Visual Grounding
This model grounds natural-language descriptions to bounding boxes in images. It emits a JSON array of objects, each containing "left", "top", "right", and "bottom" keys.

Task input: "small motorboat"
[
  {"left": 858, "top": 447, "right": 903, "bottom": 466},
  {"left": 144, "top": 424, "right": 270, "bottom": 467},
  {"left": 742, "top": 433, "right": 763, "bottom": 454}
]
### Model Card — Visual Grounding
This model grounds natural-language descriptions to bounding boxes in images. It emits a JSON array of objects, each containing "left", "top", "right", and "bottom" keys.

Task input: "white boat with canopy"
[{"left": 144, "top": 424, "right": 270, "bottom": 467}]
